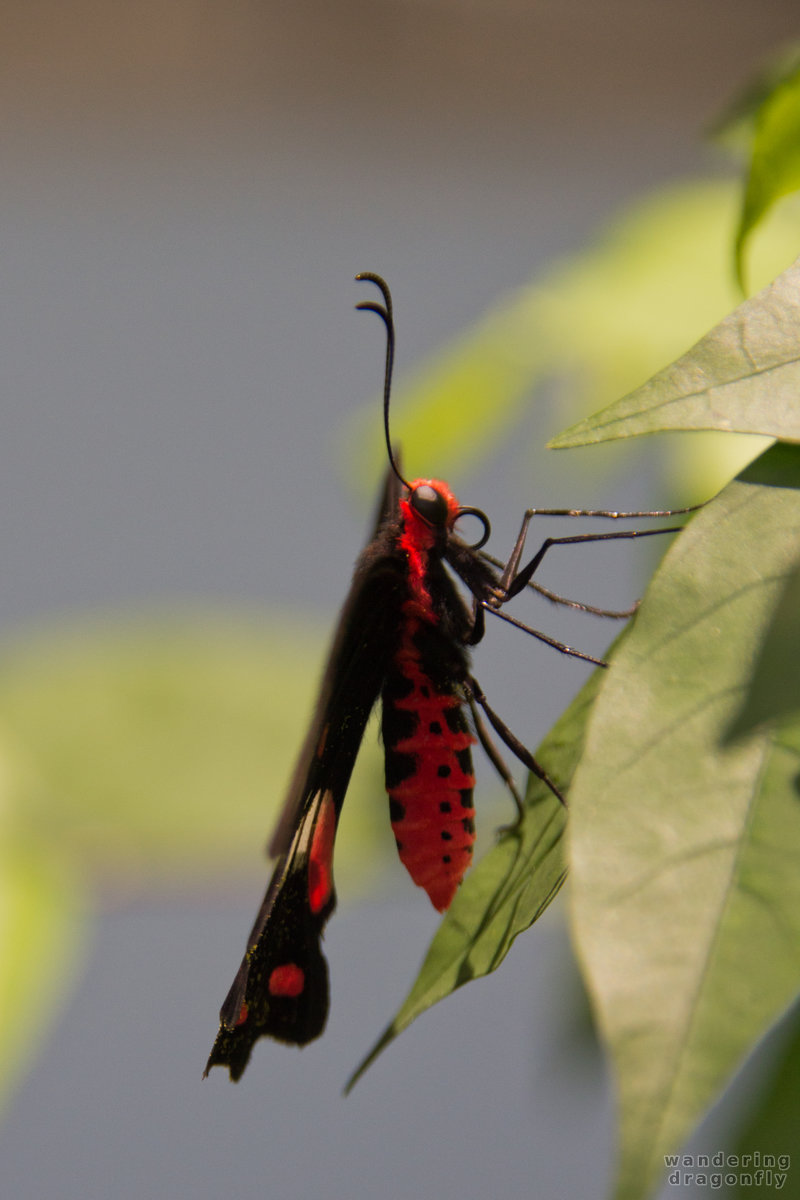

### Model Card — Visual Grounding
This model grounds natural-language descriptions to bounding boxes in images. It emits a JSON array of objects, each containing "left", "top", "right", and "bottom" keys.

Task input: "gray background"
[{"left": 0, "top": 3, "right": 796, "bottom": 1197}]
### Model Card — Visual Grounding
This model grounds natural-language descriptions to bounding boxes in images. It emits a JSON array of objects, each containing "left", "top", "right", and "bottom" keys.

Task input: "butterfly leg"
[
  {"left": 466, "top": 692, "right": 525, "bottom": 818},
  {"left": 466, "top": 676, "right": 567, "bottom": 808},
  {"left": 498, "top": 515, "right": 684, "bottom": 604}
]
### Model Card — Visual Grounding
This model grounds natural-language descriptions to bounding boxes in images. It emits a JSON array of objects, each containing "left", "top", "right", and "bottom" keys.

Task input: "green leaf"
[
  {"left": 346, "top": 181, "right": 800, "bottom": 503},
  {"left": 0, "top": 611, "right": 383, "bottom": 891},
  {"left": 711, "top": 43, "right": 800, "bottom": 155},
  {"left": 345, "top": 183, "right": 753, "bottom": 497},
  {"left": 734, "top": 63, "right": 800, "bottom": 289},
  {"left": 728, "top": 1004, "right": 800, "bottom": 1197},
  {"left": 345, "top": 665, "right": 606, "bottom": 1091},
  {"left": 0, "top": 609, "right": 394, "bottom": 1101},
  {"left": 0, "top": 721, "right": 89, "bottom": 1110},
  {"left": 569, "top": 443, "right": 800, "bottom": 1200},
  {"left": 342, "top": 286, "right": 555, "bottom": 495},
  {"left": 549, "top": 256, "right": 800, "bottom": 449},
  {"left": 726, "top": 554, "right": 800, "bottom": 739},
  {"left": 0, "top": 828, "right": 87, "bottom": 1111}
]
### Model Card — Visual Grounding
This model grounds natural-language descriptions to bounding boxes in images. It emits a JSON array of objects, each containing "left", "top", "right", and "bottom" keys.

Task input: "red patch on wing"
[
  {"left": 307, "top": 791, "right": 336, "bottom": 914},
  {"left": 268, "top": 963, "right": 305, "bottom": 998}
]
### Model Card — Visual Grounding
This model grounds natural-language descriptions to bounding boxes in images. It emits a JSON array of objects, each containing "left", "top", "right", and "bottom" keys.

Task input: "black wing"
[
  {"left": 205, "top": 470, "right": 406, "bottom": 1080},
  {"left": 267, "top": 462, "right": 403, "bottom": 859}
]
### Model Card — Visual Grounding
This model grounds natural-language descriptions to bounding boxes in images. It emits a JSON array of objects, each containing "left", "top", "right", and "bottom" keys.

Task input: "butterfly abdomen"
[{"left": 383, "top": 603, "right": 476, "bottom": 912}]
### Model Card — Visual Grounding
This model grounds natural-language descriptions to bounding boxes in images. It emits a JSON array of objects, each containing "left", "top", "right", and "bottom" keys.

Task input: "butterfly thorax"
[{"left": 396, "top": 479, "right": 459, "bottom": 611}]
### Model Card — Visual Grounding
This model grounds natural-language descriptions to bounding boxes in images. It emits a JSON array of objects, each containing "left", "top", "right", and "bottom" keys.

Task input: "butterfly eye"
[{"left": 410, "top": 484, "right": 450, "bottom": 527}]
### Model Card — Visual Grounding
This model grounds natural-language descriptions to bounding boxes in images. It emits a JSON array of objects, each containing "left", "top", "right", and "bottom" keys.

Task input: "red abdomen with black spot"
[
  {"left": 381, "top": 485, "right": 477, "bottom": 912},
  {"left": 383, "top": 611, "right": 476, "bottom": 911}
]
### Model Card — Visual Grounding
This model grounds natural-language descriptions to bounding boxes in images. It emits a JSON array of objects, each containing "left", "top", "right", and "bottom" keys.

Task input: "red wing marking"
[
  {"left": 307, "top": 790, "right": 336, "bottom": 914},
  {"left": 268, "top": 964, "right": 306, "bottom": 998}
]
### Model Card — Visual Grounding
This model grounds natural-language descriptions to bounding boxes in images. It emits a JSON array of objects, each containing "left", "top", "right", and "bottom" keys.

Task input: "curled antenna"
[{"left": 355, "top": 272, "right": 410, "bottom": 490}]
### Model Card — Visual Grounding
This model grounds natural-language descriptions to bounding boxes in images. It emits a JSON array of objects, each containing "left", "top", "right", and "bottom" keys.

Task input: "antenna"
[{"left": 355, "top": 272, "right": 410, "bottom": 490}]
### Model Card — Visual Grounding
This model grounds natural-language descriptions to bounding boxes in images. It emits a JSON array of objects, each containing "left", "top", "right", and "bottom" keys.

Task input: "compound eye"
[{"left": 410, "top": 484, "right": 450, "bottom": 527}]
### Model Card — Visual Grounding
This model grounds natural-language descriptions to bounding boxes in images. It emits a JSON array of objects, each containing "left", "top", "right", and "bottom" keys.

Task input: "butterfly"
[{"left": 205, "top": 273, "right": 690, "bottom": 1080}]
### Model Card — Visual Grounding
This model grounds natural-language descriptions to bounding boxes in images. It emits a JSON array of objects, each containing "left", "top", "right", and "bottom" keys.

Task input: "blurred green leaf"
[
  {"left": 347, "top": 181, "right": 800, "bottom": 501},
  {"left": 0, "top": 609, "right": 396, "bottom": 1104},
  {"left": 0, "top": 611, "right": 384, "bottom": 891},
  {"left": 345, "top": 664, "right": 606, "bottom": 1090},
  {"left": 726, "top": 554, "right": 800, "bottom": 739},
  {"left": 0, "top": 820, "right": 86, "bottom": 1111},
  {"left": 732, "top": 61, "right": 800, "bottom": 289},
  {"left": 711, "top": 42, "right": 800, "bottom": 155},
  {"left": 548, "top": 255, "right": 800, "bottom": 449},
  {"left": 569, "top": 443, "right": 800, "bottom": 1200}
]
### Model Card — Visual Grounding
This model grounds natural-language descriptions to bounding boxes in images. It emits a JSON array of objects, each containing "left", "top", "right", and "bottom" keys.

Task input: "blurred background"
[{"left": 0, "top": 2, "right": 798, "bottom": 1197}]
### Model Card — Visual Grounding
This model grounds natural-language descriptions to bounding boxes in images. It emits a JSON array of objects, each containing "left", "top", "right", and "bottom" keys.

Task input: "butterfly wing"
[
  {"left": 204, "top": 787, "right": 337, "bottom": 1079},
  {"left": 205, "top": 473, "right": 405, "bottom": 1080},
  {"left": 267, "top": 462, "right": 403, "bottom": 859}
]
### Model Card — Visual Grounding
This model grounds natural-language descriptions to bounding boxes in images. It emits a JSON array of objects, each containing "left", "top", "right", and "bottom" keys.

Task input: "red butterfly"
[{"left": 205, "top": 274, "right": 687, "bottom": 1080}]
